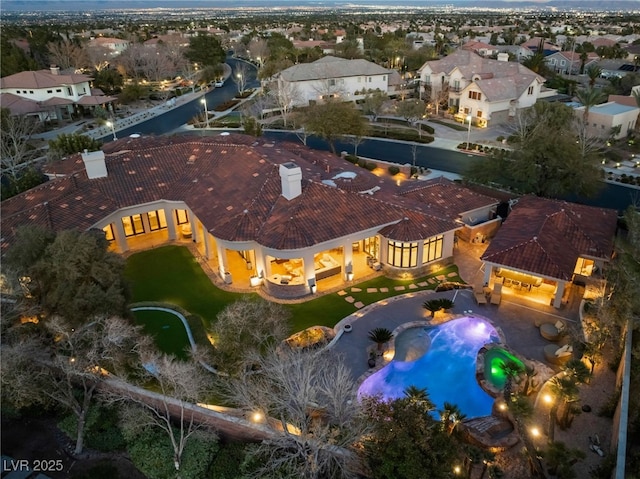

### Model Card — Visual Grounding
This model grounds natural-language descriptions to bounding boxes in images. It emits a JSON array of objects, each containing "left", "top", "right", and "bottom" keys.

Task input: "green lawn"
[
  {"left": 125, "top": 245, "right": 463, "bottom": 350},
  {"left": 124, "top": 245, "right": 253, "bottom": 326},
  {"left": 132, "top": 309, "right": 191, "bottom": 359},
  {"left": 287, "top": 264, "right": 463, "bottom": 328}
]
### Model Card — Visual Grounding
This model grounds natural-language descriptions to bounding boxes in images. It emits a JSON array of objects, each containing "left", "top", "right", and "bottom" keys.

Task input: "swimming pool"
[{"left": 357, "top": 316, "right": 501, "bottom": 419}]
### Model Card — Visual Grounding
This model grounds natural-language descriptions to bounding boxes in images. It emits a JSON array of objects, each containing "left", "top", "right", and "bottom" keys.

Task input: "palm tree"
[
  {"left": 439, "top": 401, "right": 467, "bottom": 435},
  {"left": 585, "top": 64, "right": 603, "bottom": 87},
  {"left": 422, "top": 298, "right": 454, "bottom": 317},
  {"left": 549, "top": 375, "right": 580, "bottom": 429},
  {"left": 575, "top": 87, "right": 605, "bottom": 123},
  {"left": 499, "top": 359, "right": 525, "bottom": 402},
  {"left": 367, "top": 327, "right": 393, "bottom": 353},
  {"left": 507, "top": 393, "right": 546, "bottom": 478},
  {"left": 403, "top": 385, "right": 434, "bottom": 410},
  {"left": 564, "top": 358, "right": 591, "bottom": 384}
]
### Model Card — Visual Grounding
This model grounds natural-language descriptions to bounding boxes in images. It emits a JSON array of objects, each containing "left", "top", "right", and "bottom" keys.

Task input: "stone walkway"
[{"left": 335, "top": 271, "right": 459, "bottom": 308}]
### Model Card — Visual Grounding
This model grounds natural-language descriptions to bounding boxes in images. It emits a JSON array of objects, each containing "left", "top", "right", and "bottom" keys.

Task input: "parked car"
[{"left": 214, "top": 80, "right": 224, "bottom": 87}]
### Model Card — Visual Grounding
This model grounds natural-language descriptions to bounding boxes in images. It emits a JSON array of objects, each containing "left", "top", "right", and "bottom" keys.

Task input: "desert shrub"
[
  {"left": 344, "top": 154, "right": 358, "bottom": 164},
  {"left": 364, "top": 161, "right": 377, "bottom": 171},
  {"left": 496, "top": 135, "right": 505, "bottom": 142},
  {"left": 388, "top": 165, "right": 400, "bottom": 176}
]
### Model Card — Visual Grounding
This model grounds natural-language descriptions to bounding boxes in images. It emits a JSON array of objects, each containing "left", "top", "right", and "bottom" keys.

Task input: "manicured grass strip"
[
  {"left": 428, "top": 118, "right": 469, "bottom": 131},
  {"left": 287, "top": 296, "right": 356, "bottom": 330},
  {"left": 287, "top": 265, "right": 463, "bottom": 328},
  {"left": 124, "top": 245, "right": 250, "bottom": 326},
  {"left": 133, "top": 309, "right": 191, "bottom": 359}
]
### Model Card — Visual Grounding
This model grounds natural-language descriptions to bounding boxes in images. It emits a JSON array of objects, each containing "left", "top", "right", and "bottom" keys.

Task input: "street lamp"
[
  {"left": 106, "top": 120, "right": 117, "bottom": 140},
  {"left": 466, "top": 114, "right": 472, "bottom": 150},
  {"left": 201, "top": 98, "right": 209, "bottom": 128}
]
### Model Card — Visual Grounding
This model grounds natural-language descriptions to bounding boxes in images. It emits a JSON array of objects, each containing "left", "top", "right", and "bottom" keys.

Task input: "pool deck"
[{"left": 330, "top": 240, "right": 583, "bottom": 383}]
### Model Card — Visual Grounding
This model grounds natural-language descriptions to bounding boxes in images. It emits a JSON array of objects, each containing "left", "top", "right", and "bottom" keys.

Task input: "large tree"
[
  {"left": 465, "top": 101, "right": 603, "bottom": 198},
  {"left": 361, "top": 392, "right": 459, "bottom": 479},
  {"left": 221, "top": 347, "right": 367, "bottom": 479},
  {"left": 185, "top": 34, "right": 225, "bottom": 67},
  {"left": 361, "top": 89, "right": 388, "bottom": 123},
  {"left": 112, "top": 350, "right": 216, "bottom": 476},
  {"left": 301, "top": 100, "right": 370, "bottom": 154},
  {"left": 4, "top": 226, "right": 130, "bottom": 325},
  {"left": 208, "top": 297, "right": 290, "bottom": 375},
  {"left": 47, "top": 38, "right": 90, "bottom": 71},
  {"left": 1, "top": 108, "right": 41, "bottom": 182},
  {"left": 0, "top": 315, "right": 148, "bottom": 455}
]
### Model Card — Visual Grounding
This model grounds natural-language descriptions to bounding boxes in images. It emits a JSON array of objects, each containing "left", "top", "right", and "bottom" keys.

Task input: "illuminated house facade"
[{"left": 1, "top": 134, "right": 500, "bottom": 299}]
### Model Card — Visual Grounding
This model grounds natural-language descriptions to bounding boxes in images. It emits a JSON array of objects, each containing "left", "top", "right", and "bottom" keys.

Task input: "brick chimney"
[
  {"left": 81, "top": 149, "right": 107, "bottom": 179},
  {"left": 279, "top": 162, "right": 302, "bottom": 200},
  {"left": 50, "top": 64, "right": 60, "bottom": 75}
]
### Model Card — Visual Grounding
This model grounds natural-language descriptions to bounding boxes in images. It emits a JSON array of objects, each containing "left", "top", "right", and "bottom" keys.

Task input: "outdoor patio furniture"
[
  {"left": 490, "top": 283, "right": 502, "bottom": 305},
  {"left": 543, "top": 343, "right": 573, "bottom": 366},
  {"left": 539, "top": 320, "right": 566, "bottom": 341},
  {"left": 473, "top": 282, "right": 487, "bottom": 305}
]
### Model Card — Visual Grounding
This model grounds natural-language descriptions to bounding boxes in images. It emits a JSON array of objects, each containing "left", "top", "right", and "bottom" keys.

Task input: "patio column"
[
  {"left": 216, "top": 243, "right": 229, "bottom": 276},
  {"left": 203, "top": 230, "right": 213, "bottom": 260},
  {"left": 164, "top": 207, "right": 177, "bottom": 240},
  {"left": 254, "top": 248, "right": 266, "bottom": 278},
  {"left": 302, "top": 251, "right": 316, "bottom": 286},
  {"left": 191, "top": 217, "right": 200, "bottom": 244},
  {"left": 342, "top": 241, "right": 353, "bottom": 280},
  {"left": 483, "top": 265, "right": 492, "bottom": 285},
  {"left": 552, "top": 281, "right": 565, "bottom": 309},
  {"left": 113, "top": 219, "right": 129, "bottom": 253}
]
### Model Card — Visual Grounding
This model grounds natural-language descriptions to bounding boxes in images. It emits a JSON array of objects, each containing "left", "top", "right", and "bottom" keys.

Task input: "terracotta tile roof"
[
  {"left": 0, "top": 93, "right": 41, "bottom": 115},
  {"left": 2, "top": 134, "right": 499, "bottom": 252},
  {"left": 481, "top": 196, "right": 617, "bottom": 281},
  {"left": 398, "top": 176, "right": 500, "bottom": 218},
  {"left": 0, "top": 69, "right": 93, "bottom": 89}
]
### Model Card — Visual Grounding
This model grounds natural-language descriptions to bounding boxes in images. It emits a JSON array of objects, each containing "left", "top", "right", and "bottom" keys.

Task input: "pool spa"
[
  {"left": 482, "top": 347, "right": 526, "bottom": 391},
  {"left": 358, "top": 316, "right": 502, "bottom": 419}
]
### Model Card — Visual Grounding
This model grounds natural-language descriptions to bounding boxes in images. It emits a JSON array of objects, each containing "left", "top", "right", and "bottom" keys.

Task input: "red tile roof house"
[
  {"left": 481, "top": 196, "right": 618, "bottom": 308},
  {"left": 0, "top": 66, "right": 117, "bottom": 121},
  {"left": 0, "top": 134, "right": 500, "bottom": 300}
]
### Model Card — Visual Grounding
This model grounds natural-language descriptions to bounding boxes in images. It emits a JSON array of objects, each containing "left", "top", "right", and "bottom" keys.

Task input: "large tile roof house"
[
  {"left": 0, "top": 66, "right": 117, "bottom": 120},
  {"left": 275, "top": 56, "right": 393, "bottom": 106},
  {"left": 1, "top": 133, "right": 499, "bottom": 299},
  {"left": 481, "top": 196, "right": 617, "bottom": 308},
  {"left": 417, "top": 49, "right": 553, "bottom": 126}
]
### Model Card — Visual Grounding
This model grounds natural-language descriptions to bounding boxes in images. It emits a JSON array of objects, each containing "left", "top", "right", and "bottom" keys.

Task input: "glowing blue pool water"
[{"left": 358, "top": 316, "right": 500, "bottom": 419}]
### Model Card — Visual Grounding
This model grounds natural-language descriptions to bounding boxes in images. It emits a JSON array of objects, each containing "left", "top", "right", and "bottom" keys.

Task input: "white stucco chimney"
[
  {"left": 81, "top": 149, "right": 107, "bottom": 179},
  {"left": 497, "top": 53, "right": 509, "bottom": 62},
  {"left": 279, "top": 162, "right": 302, "bottom": 200},
  {"left": 50, "top": 64, "right": 60, "bottom": 75}
]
